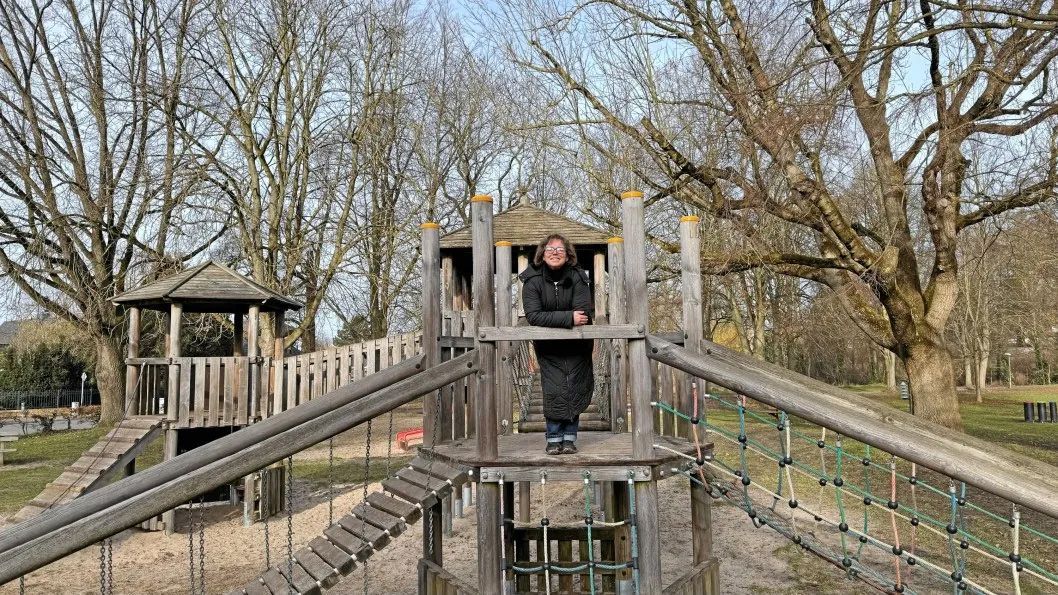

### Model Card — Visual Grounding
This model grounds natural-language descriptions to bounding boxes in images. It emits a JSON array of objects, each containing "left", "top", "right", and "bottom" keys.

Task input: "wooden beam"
[
  {"left": 607, "top": 238, "right": 628, "bottom": 432},
  {"left": 679, "top": 215, "right": 702, "bottom": 439},
  {"left": 124, "top": 306, "right": 141, "bottom": 415},
  {"left": 0, "top": 353, "right": 476, "bottom": 583},
  {"left": 422, "top": 223, "right": 442, "bottom": 449},
  {"left": 495, "top": 242, "right": 513, "bottom": 435},
  {"left": 479, "top": 466, "right": 654, "bottom": 483},
  {"left": 162, "top": 302, "right": 182, "bottom": 534},
  {"left": 620, "top": 190, "right": 662, "bottom": 593},
  {"left": 0, "top": 354, "right": 427, "bottom": 555},
  {"left": 470, "top": 194, "right": 502, "bottom": 595},
  {"left": 476, "top": 325, "right": 643, "bottom": 342},
  {"left": 646, "top": 335, "right": 1058, "bottom": 520},
  {"left": 233, "top": 313, "right": 244, "bottom": 357},
  {"left": 247, "top": 305, "right": 260, "bottom": 419}
]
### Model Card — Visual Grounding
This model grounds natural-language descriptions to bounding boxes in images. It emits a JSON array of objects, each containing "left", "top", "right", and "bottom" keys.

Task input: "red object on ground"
[{"left": 396, "top": 427, "right": 424, "bottom": 451}]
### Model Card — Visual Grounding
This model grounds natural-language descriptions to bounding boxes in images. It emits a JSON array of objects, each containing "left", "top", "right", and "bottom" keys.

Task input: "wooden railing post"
[
  {"left": 607, "top": 237, "right": 627, "bottom": 432},
  {"left": 421, "top": 222, "right": 444, "bottom": 572},
  {"left": 620, "top": 190, "right": 662, "bottom": 592},
  {"left": 679, "top": 215, "right": 701, "bottom": 438},
  {"left": 248, "top": 305, "right": 260, "bottom": 419},
  {"left": 163, "top": 302, "right": 182, "bottom": 534},
  {"left": 124, "top": 306, "right": 141, "bottom": 415},
  {"left": 495, "top": 241, "right": 513, "bottom": 435},
  {"left": 471, "top": 194, "right": 502, "bottom": 595}
]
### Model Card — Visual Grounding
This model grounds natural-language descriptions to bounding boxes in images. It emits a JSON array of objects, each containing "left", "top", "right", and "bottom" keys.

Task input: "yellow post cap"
[
  {"left": 679, "top": 215, "right": 701, "bottom": 223},
  {"left": 470, "top": 194, "right": 493, "bottom": 202},
  {"left": 420, "top": 222, "right": 440, "bottom": 229},
  {"left": 620, "top": 190, "right": 644, "bottom": 200},
  {"left": 495, "top": 241, "right": 513, "bottom": 247},
  {"left": 606, "top": 237, "right": 624, "bottom": 244}
]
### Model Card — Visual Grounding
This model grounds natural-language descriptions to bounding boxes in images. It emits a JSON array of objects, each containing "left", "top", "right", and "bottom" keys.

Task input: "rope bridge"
[{"left": 647, "top": 342, "right": 1058, "bottom": 595}]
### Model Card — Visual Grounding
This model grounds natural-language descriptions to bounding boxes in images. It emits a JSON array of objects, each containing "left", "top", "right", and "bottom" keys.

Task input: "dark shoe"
[
  {"left": 561, "top": 441, "right": 578, "bottom": 455},
  {"left": 546, "top": 443, "right": 562, "bottom": 455}
]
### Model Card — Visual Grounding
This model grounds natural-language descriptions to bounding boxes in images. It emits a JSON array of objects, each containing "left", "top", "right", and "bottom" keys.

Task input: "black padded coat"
[{"left": 519, "top": 263, "right": 595, "bottom": 422}]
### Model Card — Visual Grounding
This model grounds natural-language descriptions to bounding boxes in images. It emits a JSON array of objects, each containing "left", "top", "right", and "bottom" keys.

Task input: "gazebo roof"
[
  {"left": 112, "top": 261, "right": 302, "bottom": 313},
  {"left": 439, "top": 203, "right": 611, "bottom": 250}
]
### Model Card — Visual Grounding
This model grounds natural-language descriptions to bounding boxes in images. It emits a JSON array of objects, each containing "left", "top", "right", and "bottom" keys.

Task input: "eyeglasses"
[{"left": 543, "top": 247, "right": 566, "bottom": 254}]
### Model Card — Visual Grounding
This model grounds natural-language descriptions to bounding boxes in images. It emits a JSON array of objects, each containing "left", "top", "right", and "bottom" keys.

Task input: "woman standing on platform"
[{"left": 519, "top": 234, "right": 594, "bottom": 455}]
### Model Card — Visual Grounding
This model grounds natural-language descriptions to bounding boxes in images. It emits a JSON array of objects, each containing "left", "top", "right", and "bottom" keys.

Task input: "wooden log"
[
  {"left": 477, "top": 325, "right": 643, "bottom": 342},
  {"left": 125, "top": 306, "right": 141, "bottom": 415},
  {"left": 607, "top": 238, "right": 627, "bottom": 431},
  {"left": 619, "top": 186, "right": 662, "bottom": 593},
  {"left": 679, "top": 215, "right": 702, "bottom": 441},
  {"left": 423, "top": 224, "right": 442, "bottom": 450},
  {"left": 0, "top": 354, "right": 428, "bottom": 557},
  {"left": 495, "top": 241, "right": 513, "bottom": 435},
  {"left": 646, "top": 334, "right": 1058, "bottom": 520},
  {"left": 470, "top": 194, "right": 501, "bottom": 595}
]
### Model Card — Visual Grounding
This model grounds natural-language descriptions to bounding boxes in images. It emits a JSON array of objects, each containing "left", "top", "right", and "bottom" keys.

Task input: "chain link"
[
  {"left": 262, "top": 471, "right": 271, "bottom": 569},
  {"left": 385, "top": 411, "right": 394, "bottom": 478},
  {"left": 18, "top": 575, "right": 25, "bottom": 595},
  {"left": 328, "top": 437, "right": 335, "bottom": 528},
  {"left": 98, "top": 538, "right": 108, "bottom": 595},
  {"left": 198, "top": 498, "right": 206, "bottom": 595},
  {"left": 426, "top": 362, "right": 444, "bottom": 557},
  {"left": 105, "top": 538, "right": 112, "bottom": 595},
  {"left": 362, "top": 419, "right": 372, "bottom": 595},
  {"left": 286, "top": 456, "right": 294, "bottom": 594},
  {"left": 187, "top": 500, "right": 196, "bottom": 595}
]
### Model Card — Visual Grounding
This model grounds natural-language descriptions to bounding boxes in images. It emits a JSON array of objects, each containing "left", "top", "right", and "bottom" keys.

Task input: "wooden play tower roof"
[
  {"left": 439, "top": 203, "right": 611, "bottom": 249},
  {"left": 112, "top": 261, "right": 302, "bottom": 313}
]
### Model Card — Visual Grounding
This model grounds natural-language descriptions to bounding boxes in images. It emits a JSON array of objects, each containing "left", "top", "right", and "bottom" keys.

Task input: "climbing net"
[
  {"left": 651, "top": 378, "right": 1058, "bottom": 595},
  {"left": 500, "top": 470, "right": 641, "bottom": 595}
]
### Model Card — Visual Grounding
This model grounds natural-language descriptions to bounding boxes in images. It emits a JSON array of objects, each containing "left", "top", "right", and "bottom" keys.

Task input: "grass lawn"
[{"left": 0, "top": 426, "right": 106, "bottom": 518}]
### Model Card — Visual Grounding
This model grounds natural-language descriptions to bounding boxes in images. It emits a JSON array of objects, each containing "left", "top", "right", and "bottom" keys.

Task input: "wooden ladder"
[{"left": 231, "top": 455, "right": 469, "bottom": 595}]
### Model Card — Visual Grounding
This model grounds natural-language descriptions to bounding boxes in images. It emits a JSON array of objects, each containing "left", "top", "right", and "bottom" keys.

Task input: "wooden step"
[
  {"left": 295, "top": 547, "right": 340, "bottom": 589},
  {"left": 276, "top": 558, "right": 321, "bottom": 595},
  {"left": 518, "top": 419, "right": 612, "bottom": 432},
  {"left": 85, "top": 440, "right": 141, "bottom": 457},
  {"left": 366, "top": 492, "right": 421, "bottom": 524},
  {"left": 408, "top": 457, "right": 467, "bottom": 486},
  {"left": 308, "top": 537, "right": 356, "bottom": 574},
  {"left": 323, "top": 525, "right": 372, "bottom": 561},
  {"left": 350, "top": 502, "right": 405, "bottom": 537},
  {"left": 526, "top": 404, "right": 601, "bottom": 415},
  {"left": 337, "top": 514, "right": 390, "bottom": 550},
  {"left": 381, "top": 477, "right": 437, "bottom": 508},
  {"left": 106, "top": 427, "right": 157, "bottom": 441}
]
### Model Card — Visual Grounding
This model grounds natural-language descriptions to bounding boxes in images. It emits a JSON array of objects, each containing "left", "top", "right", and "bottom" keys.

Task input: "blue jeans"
[{"left": 545, "top": 416, "right": 579, "bottom": 444}]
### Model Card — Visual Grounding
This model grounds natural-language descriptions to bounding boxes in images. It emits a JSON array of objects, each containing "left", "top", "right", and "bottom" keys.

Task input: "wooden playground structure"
[{"left": 2, "top": 192, "right": 1058, "bottom": 594}]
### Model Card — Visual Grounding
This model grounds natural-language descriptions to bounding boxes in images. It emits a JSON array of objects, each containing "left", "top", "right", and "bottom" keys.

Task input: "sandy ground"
[{"left": 1, "top": 414, "right": 897, "bottom": 594}]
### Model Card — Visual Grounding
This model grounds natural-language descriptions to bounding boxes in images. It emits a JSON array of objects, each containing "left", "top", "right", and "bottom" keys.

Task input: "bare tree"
[
  {"left": 0, "top": 0, "right": 214, "bottom": 423},
  {"left": 489, "top": 0, "right": 1058, "bottom": 427}
]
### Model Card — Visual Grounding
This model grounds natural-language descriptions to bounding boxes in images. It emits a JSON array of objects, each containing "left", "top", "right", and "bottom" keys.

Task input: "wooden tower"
[{"left": 418, "top": 194, "right": 719, "bottom": 593}]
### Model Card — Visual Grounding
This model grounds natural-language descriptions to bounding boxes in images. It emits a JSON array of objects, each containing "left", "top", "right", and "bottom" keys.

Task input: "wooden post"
[
  {"left": 679, "top": 216, "right": 702, "bottom": 439},
  {"left": 516, "top": 249, "right": 533, "bottom": 521},
  {"left": 516, "top": 253, "right": 529, "bottom": 320},
  {"left": 620, "top": 190, "right": 662, "bottom": 592},
  {"left": 690, "top": 478, "right": 718, "bottom": 592},
  {"left": 272, "top": 311, "right": 285, "bottom": 416},
  {"left": 607, "top": 237, "right": 627, "bottom": 432},
  {"left": 163, "top": 302, "right": 182, "bottom": 534},
  {"left": 471, "top": 194, "right": 502, "bottom": 595},
  {"left": 248, "top": 305, "right": 260, "bottom": 420},
  {"left": 421, "top": 222, "right": 445, "bottom": 572},
  {"left": 495, "top": 241, "right": 513, "bottom": 435},
  {"left": 593, "top": 250, "right": 607, "bottom": 322},
  {"left": 125, "top": 306, "right": 141, "bottom": 415},
  {"left": 442, "top": 254, "right": 455, "bottom": 313}
]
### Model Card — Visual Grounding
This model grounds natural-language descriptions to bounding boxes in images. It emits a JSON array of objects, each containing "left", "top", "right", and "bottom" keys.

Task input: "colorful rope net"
[{"left": 652, "top": 379, "right": 1058, "bottom": 595}]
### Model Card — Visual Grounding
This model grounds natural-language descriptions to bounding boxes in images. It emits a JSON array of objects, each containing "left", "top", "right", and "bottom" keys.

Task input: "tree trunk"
[
  {"left": 975, "top": 353, "right": 988, "bottom": 403},
  {"left": 963, "top": 358, "right": 974, "bottom": 389},
  {"left": 903, "top": 340, "right": 962, "bottom": 430},
  {"left": 884, "top": 350, "right": 897, "bottom": 391},
  {"left": 95, "top": 336, "right": 125, "bottom": 426}
]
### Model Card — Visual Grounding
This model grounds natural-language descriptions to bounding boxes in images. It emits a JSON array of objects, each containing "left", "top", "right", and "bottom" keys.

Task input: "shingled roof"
[
  {"left": 439, "top": 203, "right": 611, "bottom": 249},
  {"left": 112, "top": 261, "right": 302, "bottom": 313}
]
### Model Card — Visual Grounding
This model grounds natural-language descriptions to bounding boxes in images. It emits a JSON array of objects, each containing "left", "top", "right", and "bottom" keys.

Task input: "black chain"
[
  {"left": 187, "top": 501, "right": 196, "bottom": 595},
  {"left": 262, "top": 471, "right": 271, "bottom": 568},
  {"left": 328, "top": 438, "right": 334, "bottom": 528},
  {"left": 286, "top": 456, "right": 294, "bottom": 594},
  {"left": 198, "top": 498, "right": 206, "bottom": 595},
  {"left": 362, "top": 419, "right": 372, "bottom": 595},
  {"left": 105, "top": 538, "right": 112, "bottom": 594},
  {"left": 98, "top": 539, "right": 107, "bottom": 595},
  {"left": 385, "top": 411, "right": 394, "bottom": 477},
  {"left": 19, "top": 575, "right": 25, "bottom": 595},
  {"left": 426, "top": 369, "right": 443, "bottom": 557}
]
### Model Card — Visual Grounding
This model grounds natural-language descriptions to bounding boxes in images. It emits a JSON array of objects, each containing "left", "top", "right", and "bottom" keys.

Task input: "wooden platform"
[{"left": 423, "top": 431, "right": 710, "bottom": 483}]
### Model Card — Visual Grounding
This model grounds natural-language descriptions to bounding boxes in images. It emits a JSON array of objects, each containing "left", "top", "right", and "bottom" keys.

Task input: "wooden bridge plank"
[
  {"left": 396, "top": 467, "right": 451, "bottom": 493},
  {"left": 276, "top": 560, "right": 320, "bottom": 595},
  {"left": 366, "top": 491, "right": 421, "bottom": 524},
  {"left": 337, "top": 514, "right": 390, "bottom": 549},
  {"left": 409, "top": 457, "right": 467, "bottom": 486},
  {"left": 259, "top": 568, "right": 288, "bottom": 594},
  {"left": 294, "top": 547, "right": 339, "bottom": 588},
  {"left": 322, "top": 525, "right": 369, "bottom": 560},
  {"left": 308, "top": 536, "right": 355, "bottom": 574},
  {"left": 240, "top": 576, "right": 271, "bottom": 595},
  {"left": 351, "top": 502, "right": 405, "bottom": 536},
  {"left": 381, "top": 477, "right": 435, "bottom": 508}
]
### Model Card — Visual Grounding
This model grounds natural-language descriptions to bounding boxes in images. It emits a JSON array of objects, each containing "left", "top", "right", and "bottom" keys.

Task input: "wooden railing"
[
  {"left": 418, "top": 559, "right": 478, "bottom": 594},
  {"left": 128, "top": 318, "right": 476, "bottom": 429},
  {"left": 510, "top": 525, "right": 627, "bottom": 593}
]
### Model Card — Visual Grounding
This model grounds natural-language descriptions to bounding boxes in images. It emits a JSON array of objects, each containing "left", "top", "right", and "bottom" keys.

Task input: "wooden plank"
[
  {"left": 382, "top": 477, "right": 435, "bottom": 508},
  {"left": 477, "top": 325, "right": 643, "bottom": 342},
  {"left": 352, "top": 345, "right": 364, "bottom": 382},
  {"left": 323, "top": 525, "right": 369, "bottom": 559},
  {"left": 479, "top": 466, "right": 652, "bottom": 483},
  {"left": 366, "top": 491, "right": 421, "bottom": 524},
  {"left": 337, "top": 514, "right": 390, "bottom": 549},
  {"left": 579, "top": 539, "right": 591, "bottom": 592},
  {"left": 308, "top": 536, "right": 355, "bottom": 574},
  {"left": 285, "top": 355, "right": 297, "bottom": 413},
  {"left": 351, "top": 503, "right": 405, "bottom": 535},
  {"left": 312, "top": 351, "right": 323, "bottom": 400},
  {"left": 465, "top": 369, "right": 476, "bottom": 438},
  {"left": 660, "top": 364, "right": 674, "bottom": 437},
  {"left": 396, "top": 467, "right": 451, "bottom": 493},
  {"left": 235, "top": 358, "right": 248, "bottom": 426},
  {"left": 275, "top": 560, "right": 320, "bottom": 595},
  {"left": 178, "top": 357, "right": 192, "bottom": 427},
  {"left": 295, "top": 547, "right": 339, "bottom": 588},
  {"left": 259, "top": 568, "right": 289, "bottom": 594},
  {"left": 222, "top": 358, "right": 235, "bottom": 425},
  {"left": 409, "top": 457, "right": 467, "bottom": 485},
  {"left": 452, "top": 374, "right": 465, "bottom": 440},
  {"left": 558, "top": 539, "right": 573, "bottom": 591},
  {"left": 207, "top": 357, "right": 221, "bottom": 426},
  {"left": 240, "top": 576, "right": 271, "bottom": 595},
  {"left": 298, "top": 354, "right": 310, "bottom": 406}
]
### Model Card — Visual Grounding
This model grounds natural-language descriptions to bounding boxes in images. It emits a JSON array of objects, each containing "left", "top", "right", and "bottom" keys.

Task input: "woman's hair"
[{"left": 533, "top": 234, "right": 578, "bottom": 267}]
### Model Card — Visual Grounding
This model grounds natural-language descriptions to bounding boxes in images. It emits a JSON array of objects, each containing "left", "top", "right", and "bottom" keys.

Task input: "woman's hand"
[{"left": 573, "top": 310, "right": 589, "bottom": 326}]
